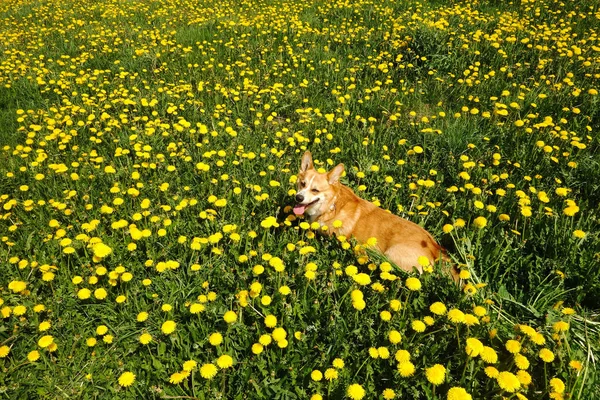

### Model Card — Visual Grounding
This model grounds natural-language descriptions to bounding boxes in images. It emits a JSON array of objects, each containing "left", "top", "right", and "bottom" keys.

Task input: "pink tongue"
[{"left": 293, "top": 204, "right": 307, "bottom": 215}]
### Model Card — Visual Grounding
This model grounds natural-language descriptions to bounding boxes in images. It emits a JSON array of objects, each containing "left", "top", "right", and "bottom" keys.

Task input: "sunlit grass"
[{"left": 0, "top": 0, "right": 598, "bottom": 398}]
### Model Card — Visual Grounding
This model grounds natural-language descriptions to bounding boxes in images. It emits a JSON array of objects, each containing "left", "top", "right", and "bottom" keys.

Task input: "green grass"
[{"left": 0, "top": 0, "right": 599, "bottom": 398}]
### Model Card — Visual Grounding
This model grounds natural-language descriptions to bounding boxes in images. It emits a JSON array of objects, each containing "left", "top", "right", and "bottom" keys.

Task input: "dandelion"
[
  {"left": 447, "top": 309, "right": 465, "bottom": 323},
  {"left": 161, "top": 320, "right": 176, "bottom": 335},
  {"left": 425, "top": 364, "right": 446, "bottom": 385},
  {"left": 473, "top": 306, "right": 487, "bottom": 317},
  {"left": 480, "top": 346, "right": 498, "bottom": 363},
  {"left": 324, "top": 368, "right": 338, "bottom": 381},
  {"left": 264, "top": 315, "right": 277, "bottom": 328},
  {"left": 473, "top": 216, "right": 487, "bottom": 228},
  {"left": 0, "top": 346, "right": 10, "bottom": 358},
  {"left": 447, "top": 387, "right": 472, "bottom": 400},
  {"left": 182, "top": 360, "right": 197, "bottom": 371},
  {"left": 92, "top": 243, "right": 113, "bottom": 258},
  {"left": 411, "top": 320, "right": 426, "bottom": 333},
  {"left": 430, "top": 302, "right": 447, "bottom": 315},
  {"left": 405, "top": 277, "right": 421, "bottom": 291},
  {"left": 260, "top": 216, "right": 278, "bottom": 228},
  {"left": 96, "top": 325, "right": 108, "bottom": 335},
  {"left": 485, "top": 366, "right": 499, "bottom": 378},
  {"left": 380, "top": 310, "right": 392, "bottom": 321},
  {"left": 200, "top": 363, "right": 218, "bottom": 379},
  {"left": 209, "top": 332, "right": 223, "bottom": 346},
  {"left": 382, "top": 388, "right": 396, "bottom": 399},
  {"left": 369, "top": 347, "right": 379, "bottom": 358},
  {"left": 562, "top": 307, "right": 576, "bottom": 315},
  {"left": 463, "top": 313, "right": 479, "bottom": 326},
  {"left": 539, "top": 348, "right": 555, "bottom": 363},
  {"left": 217, "top": 355, "right": 234, "bottom": 369},
  {"left": 223, "top": 311, "right": 237, "bottom": 323},
  {"left": 465, "top": 338, "right": 484, "bottom": 357},
  {"left": 388, "top": 330, "right": 402, "bottom": 344},
  {"left": 516, "top": 370, "right": 532, "bottom": 386},
  {"left": 514, "top": 354, "right": 530, "bottom": 370},
  {"left": 272, "top": 327, "right": 287, "bottom": 342},
  {"left": 333, "top": 358, "right": 345, "bottom": 369},
  {"left": 118, "top": 371, "right": 136, "bottom": 387},
  {"left": 390, "top": 299, "right": 402, "bottom": 311},
  {"left": 279, "top": 285, "right": 291, "bottom": 295},
  {"left": 38, "top": 335, "right": 54, "bottom": 348},
  {"left": 169, "top": 372, "right": 187, "bottom": 384},
  {"left": 378, "top": 347, "right": 390, "bottom": 359},
  {"left": 497, "top": 371, "right": 521, "bottom": 392},
  {"left": 398, "top": 361, "right": 416, "bottom": 377},
  {"left": 190, "top": 303, "right": 205, "bottom": 314},
  {"left": 395, "top": 350, "right": 410, "bottom": 362},
  {"left": 27, "top": 350, "right": 40, "bottom": 362},
  {"left": 550, "top": 378, "right": 565, "bottom": 394},
  {"left": 553, "top": 321, "right": 569, "bottom": 332},
  {"left": 569, "top": 360, "right": 583, "bottom": 371},
  {"left": 311, "top": 370, "right": 323, "bottom": 381},
  {"left": 346, "top": 383, "right": 365, "bottom": 400},
  {"left": 139, "top": 333, "right": 152, "bottom": 345},
  {"left": 505, "top": 340, "right": 521, "bottom": 354},
  {"left": 251, "top": 343, "right": 264, "bottom": 354},
  {"left": 137, "top": 312, "right": 149, "bottom": 322}
]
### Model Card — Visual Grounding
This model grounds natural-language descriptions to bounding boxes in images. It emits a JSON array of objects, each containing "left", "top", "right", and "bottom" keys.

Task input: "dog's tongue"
[{"left": 293, "top": 204, "right": 307, "bottom": 215}]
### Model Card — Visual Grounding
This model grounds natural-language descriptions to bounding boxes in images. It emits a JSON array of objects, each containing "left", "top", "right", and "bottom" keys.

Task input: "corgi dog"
[{"left": 294, "top": 151, "right": 457, "bottom": 280}]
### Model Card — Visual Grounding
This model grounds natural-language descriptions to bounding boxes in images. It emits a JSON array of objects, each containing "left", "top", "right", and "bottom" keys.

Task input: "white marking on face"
[{"left": 297, "top": 174, "right": 317, "bottom": 202}]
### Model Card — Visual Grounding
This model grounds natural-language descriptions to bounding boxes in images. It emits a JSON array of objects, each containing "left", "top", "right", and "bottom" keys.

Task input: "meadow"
[{"left": 0, "top": 0, "right": 599, "bottom": 398}]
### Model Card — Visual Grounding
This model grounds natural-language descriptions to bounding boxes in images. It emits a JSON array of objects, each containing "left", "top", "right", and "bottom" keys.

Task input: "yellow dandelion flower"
[
  {"left": 505, "top": 340, "right": 521, "bottom": 354},
  {"left": 398, "top": 361, "right": 415, "bottom": 377},
  {"left": 161, "top": 320, "right": 176, "bottom": 335},
  {"left": 430, "top": 302, "right": 447, "bottom": 315},
  {"left": 539, "top": 348, "right": 555, "bottom": 363},
  {"left": 118, "top": 371, "right": 136, "bottom": 387},
  {"left": 465, "top": 338, "right": 484, "bottom": 357},
  {"left": 347, "top": 383, "right": 366, "bottom": 400},
  {"left": 447, "top": 308, "right": 465, "bottom": 323},
  {"left": 447, "top": 387, "right": 472, "bottom": 400},
  {"left": 516, "top": 370, "right": 532, "bottom": 386},
  {"left": 485, "top": 366, "right": 499, "bottom": 378},
  {"left": 497, "top": 371, "right": 521, "bottom": 392},
  {"left": 405, "top": 277, "right": 422, "bottom": 291},
  {"left": 425, "top": 364, "right": 446, "bottom": 385},
  {"left": 217, "top": 354, "right": 233, "bottom": 369},
  {"left": 550, "top": 378, "right": 565, "bottom": 394},
  {"left": 200, "top": 363, "right": 218, "bottom": 379}
]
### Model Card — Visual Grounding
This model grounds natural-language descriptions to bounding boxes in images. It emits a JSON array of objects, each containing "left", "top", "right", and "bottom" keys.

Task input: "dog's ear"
[
  {"left": 327, "top": 163, "right": 344, "bottom": 184},
  {"left": 300, "top": 151, "right": 314, "bottom": 172}
]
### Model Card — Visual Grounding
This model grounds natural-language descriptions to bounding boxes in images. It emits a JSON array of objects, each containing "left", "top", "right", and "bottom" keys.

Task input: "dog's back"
[{"left": 325, "top": 183, "right": 444, "bottom": 272}]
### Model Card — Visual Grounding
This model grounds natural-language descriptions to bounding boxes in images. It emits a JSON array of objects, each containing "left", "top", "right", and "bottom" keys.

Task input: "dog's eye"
[
  {"left": 311, "top": 189, "right": 319, "bottom": 193},
  {"left": 300, "top": 181, "right": 306, "bottom": 187}
]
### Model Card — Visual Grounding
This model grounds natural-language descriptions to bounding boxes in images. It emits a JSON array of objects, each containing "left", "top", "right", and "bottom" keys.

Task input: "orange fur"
[{"left": 294, "top": 151, "right": 457, "bottom": 280}]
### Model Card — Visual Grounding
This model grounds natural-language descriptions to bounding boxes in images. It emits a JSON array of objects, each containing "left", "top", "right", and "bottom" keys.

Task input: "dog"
[{"left": 293, "top": 151, "right": 458, "bottom": 280}]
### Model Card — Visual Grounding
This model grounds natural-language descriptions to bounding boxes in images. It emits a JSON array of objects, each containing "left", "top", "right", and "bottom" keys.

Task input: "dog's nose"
[{"left": 295, "top": 194, "right": 304, "bottom": 203}]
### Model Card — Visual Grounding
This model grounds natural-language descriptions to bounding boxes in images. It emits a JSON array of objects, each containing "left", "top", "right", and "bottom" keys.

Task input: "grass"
[{"left": 0, "top": 0, "right": 599, "bottom": 398}]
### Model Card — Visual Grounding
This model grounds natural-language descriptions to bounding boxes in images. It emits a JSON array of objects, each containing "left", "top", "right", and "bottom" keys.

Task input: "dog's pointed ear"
[
  {"left": 327, "top": 163, "right": 344, "bottom": 184},
  {"left": 300, "top": 151, "right": 314, "bottom": 172}
]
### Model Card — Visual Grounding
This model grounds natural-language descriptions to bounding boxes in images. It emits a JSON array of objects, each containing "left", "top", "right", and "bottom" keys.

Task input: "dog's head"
[{"left": 294, "top": 151, "right": 344, "bottom": 219}]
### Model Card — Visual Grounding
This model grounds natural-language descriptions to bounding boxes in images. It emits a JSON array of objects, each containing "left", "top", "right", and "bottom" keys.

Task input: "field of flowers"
[{"left": 1, "top": 0, "right": 599, "bottom": 398}]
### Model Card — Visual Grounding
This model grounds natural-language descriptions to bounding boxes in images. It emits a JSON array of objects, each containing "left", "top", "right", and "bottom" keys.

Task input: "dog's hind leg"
[{"left": 384, "top": 244, "right": 432, "bottom": 274}]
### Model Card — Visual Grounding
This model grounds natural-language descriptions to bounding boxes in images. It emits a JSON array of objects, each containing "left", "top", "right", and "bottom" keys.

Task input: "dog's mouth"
[{"left": 293, "top": 199, "right": 319, "bottom": 215}]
